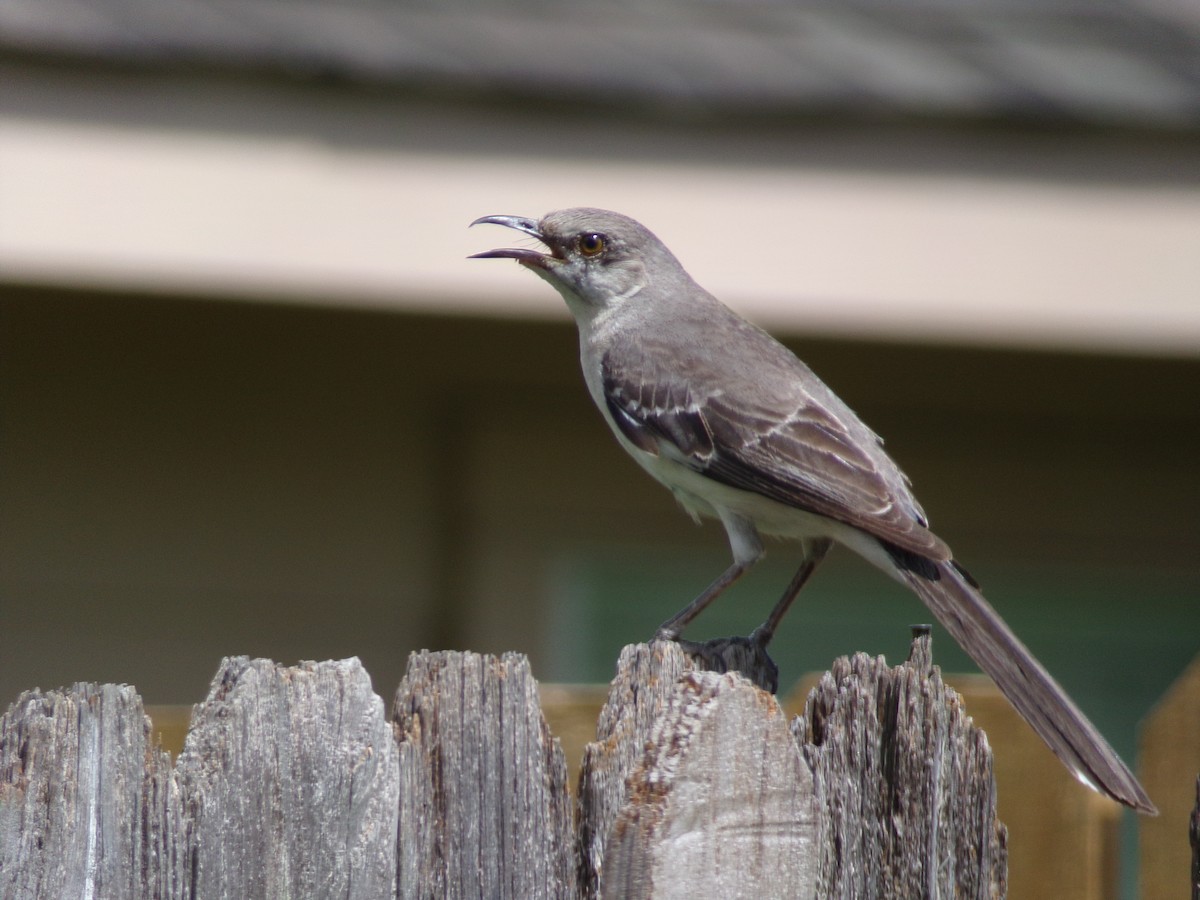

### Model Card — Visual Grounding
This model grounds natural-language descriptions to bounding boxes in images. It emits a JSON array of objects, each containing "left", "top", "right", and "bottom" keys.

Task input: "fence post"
[
  {"left": 173, "top": 657, "right": 399, "bottom": 899},
  {"left": 598, "top": 667, "right": 819, "bottom": 899},
  {"left": 796, "top": 629, "right": 1007, "bottom": 898},
  {"left": 1141, "top": 652, "right": 1200, "bottom": 900},
  {"left": 393, "top": 650, "right": 576, "bottom": 899},
  {"left": 1191, "top": 776, "right": 1200, "bottom": 900},
  {"left": 579, "top": 632, "right": 1006, "bottom": 899},
  {"left": 0, "top": 683, "right": 168, "bottom": 900},
  {"left": 1, "top": 633, "right": 1006, "bottom": 899}
]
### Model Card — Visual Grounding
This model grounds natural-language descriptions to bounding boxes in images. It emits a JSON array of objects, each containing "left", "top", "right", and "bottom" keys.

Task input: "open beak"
[{"left": 469, "top": 215, "right": 555, "bottom": 266}]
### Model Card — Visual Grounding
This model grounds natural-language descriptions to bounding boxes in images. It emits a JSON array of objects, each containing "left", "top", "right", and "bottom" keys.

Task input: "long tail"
[{"left": 898, "top": 558, "right": 1156, "bottom": 814}]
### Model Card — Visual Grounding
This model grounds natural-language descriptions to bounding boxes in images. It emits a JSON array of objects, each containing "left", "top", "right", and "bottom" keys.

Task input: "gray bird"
[{"left": 470, "top": 207, "right": 1156, "bottom": 814}]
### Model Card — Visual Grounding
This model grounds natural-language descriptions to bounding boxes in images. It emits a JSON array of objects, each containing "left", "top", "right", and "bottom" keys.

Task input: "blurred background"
[{"left": 1, "top": 1, "right": 1199, "bottom": 895}]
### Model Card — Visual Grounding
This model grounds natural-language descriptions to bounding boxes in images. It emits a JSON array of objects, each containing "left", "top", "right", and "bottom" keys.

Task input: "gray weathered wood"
[
  {"left": 581, "top": 632, "right": 1004, "bottom": 900},
  {"left": 794, "top": 631, "right": 1007, "bottom": 899},
  {"left": 0, "top": 682, "right": 168, "bottom": 900},
  {"left": 1, "top": 635, "right": 1006, "bottom": 899},
  {"left": 173, "top": 656, "right": 399, "bottom": 900},
  {"left": 394, "top": 650, "right": 576, "bottom": 900},
  {"left": 576, "top": 641, "right": 695, "bottom": 899},
  {"left": 600, "top": 669, "right": 819, "bottom": 900}
]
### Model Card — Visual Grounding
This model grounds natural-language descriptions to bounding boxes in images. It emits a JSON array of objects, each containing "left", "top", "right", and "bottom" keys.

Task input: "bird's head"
[{"left": 470, "top": 208, "right": 682, "bottom": 319}]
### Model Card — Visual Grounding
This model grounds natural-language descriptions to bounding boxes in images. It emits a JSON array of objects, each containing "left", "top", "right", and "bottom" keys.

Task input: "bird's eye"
[{"left": 579, "top": 233, "right": 606, "bottom": 257}]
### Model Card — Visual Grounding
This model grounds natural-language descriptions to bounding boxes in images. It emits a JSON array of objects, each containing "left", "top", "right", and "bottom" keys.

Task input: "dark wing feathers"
[
  {"left": 606, "top": 355, "right": 715, "bottom": 461},
  {"left": 602, "top": 347, "right": 949, "bottom": 561}
]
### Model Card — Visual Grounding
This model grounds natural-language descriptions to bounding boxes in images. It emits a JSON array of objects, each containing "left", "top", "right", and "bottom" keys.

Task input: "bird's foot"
[{"left": 669, "top": 633, "right": 780, "bottom": 695}]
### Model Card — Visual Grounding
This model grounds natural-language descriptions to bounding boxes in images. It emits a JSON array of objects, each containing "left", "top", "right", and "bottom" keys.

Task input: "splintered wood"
[
  {"left": 592, "top": 664, "right": 818, "bottom": 899},
  {"left": 0, "top": 635, "right": 1006, "bottom": 898},
  {"left": 795, "top": 637, "right": 1007, "bottom": 898},
  {"left": 393, "top": 651, "right": 576, "bottom": 899}
]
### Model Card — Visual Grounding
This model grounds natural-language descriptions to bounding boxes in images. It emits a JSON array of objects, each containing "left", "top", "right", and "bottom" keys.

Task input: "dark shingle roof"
[{"left": 3, "top": 0, "right": 1199, "bottom": 128}]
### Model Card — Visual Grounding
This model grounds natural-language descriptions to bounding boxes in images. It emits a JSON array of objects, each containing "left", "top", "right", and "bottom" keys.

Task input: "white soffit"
[{"left": 1, "top": 116, "right": 1197, "bottom": 356}]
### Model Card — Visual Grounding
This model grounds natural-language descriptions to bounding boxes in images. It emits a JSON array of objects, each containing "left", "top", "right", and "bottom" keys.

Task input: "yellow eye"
[{"left": 579, "top": 232, "right": 606, "bottom": 257}]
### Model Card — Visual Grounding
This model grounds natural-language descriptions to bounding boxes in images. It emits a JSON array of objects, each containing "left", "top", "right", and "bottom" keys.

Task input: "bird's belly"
[
  {"left": 624, "top": 439, "right": 833, "bottom": 539},
  {"left": 616, "top": 434, "right": 901, "bottom": 575}
]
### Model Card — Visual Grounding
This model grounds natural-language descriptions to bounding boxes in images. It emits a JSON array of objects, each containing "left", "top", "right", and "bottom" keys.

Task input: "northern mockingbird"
[{"left": 470, "top": 207, "right": 1155, "bottom": 814}]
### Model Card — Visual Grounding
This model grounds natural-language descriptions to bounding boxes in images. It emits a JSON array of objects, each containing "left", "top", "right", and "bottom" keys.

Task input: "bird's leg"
[
  {"left": 661, "top": 538, "right": 831, "bottom": 693},
  {"left": 656, "top": 511, "right": 763, "bottom": 641},
  {"left": 655, "top": 557, "right": 756, "bottom": 641},
  {"left": 749, "top": 538, "right": 832, "bottom": 648}
]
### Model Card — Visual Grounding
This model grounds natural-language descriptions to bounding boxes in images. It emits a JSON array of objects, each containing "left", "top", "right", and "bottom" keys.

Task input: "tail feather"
[{"left": 900, "top": 558, "right": 1156, "bottom": 815}]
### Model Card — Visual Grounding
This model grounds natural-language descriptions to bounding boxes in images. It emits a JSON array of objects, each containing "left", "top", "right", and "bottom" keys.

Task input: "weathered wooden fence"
[
  {"left": 1142, "top": 652, "right": 1200, "bottom": 900},
  {"left": 0, "top": 632, "right": 1006, "bottom": 899}
]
